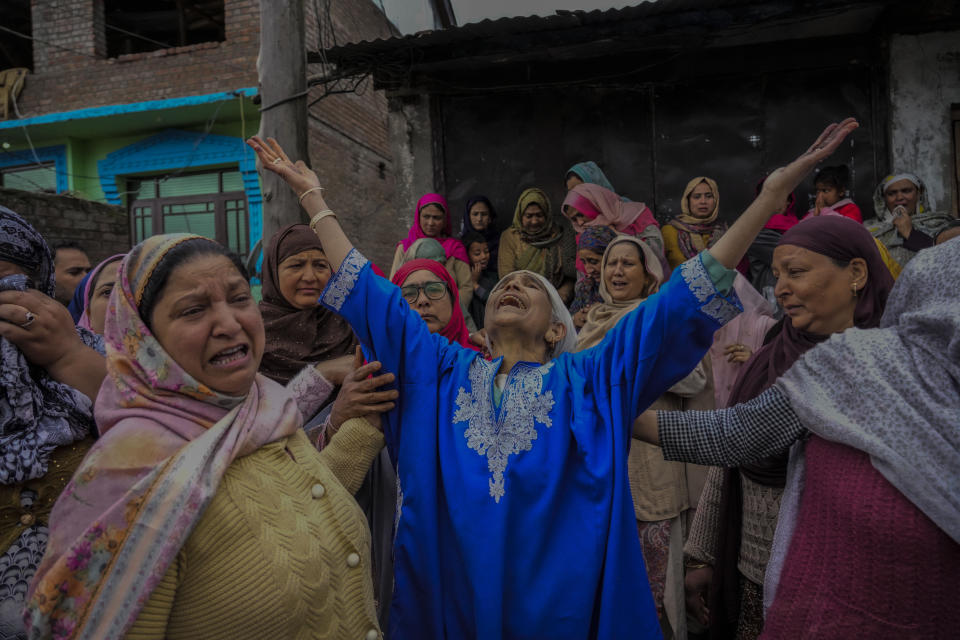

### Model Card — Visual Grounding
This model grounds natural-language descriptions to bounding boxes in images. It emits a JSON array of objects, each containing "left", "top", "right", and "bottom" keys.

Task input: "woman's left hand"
[
  {"left": 329, "top": 347, "right": 399, "bottom": 432},
  {"left": 0, "top": 289, "right": 83, "bottom": 367},
  {"left": 0, "top": 289, "right": 106, "bottom": 400}
]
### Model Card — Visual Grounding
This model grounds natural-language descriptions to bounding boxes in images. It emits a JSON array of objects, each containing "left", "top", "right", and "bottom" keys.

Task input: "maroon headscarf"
[
  {"left": 708, "top": 215, "right": 895, "bottom": 638},
  {"left": 391, "top": 258, "right": 479, "bottom": 351},
  {"left": 729, "top": 215, "right": 894, "bottom": 405},
  {"left": 258, "top": 224, "right": 357, "bottom": 384}
]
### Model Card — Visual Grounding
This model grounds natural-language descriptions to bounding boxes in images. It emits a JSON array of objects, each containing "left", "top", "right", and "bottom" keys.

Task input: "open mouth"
[
  {"left": 210, "top": 344, "right": 249, "bottom": 366},
  {"left": 497, "top": 293, "right": 526, "bottom": 311},
  {"left": 610, "top": 279, "right": 629, "bottom": 289}
]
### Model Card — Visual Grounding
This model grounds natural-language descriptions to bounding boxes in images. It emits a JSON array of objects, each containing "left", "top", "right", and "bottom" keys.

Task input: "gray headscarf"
[
  {"left": 489, "top": 270, "right": 577, "bottom": 358},
  {"left": 0, "top": 206, "right": 98, "bottom": 484}
]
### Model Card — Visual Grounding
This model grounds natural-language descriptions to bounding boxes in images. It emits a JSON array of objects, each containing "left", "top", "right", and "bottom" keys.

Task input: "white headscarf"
[{"left": 489, "top": 270, "right": 578, "bottom": 358}]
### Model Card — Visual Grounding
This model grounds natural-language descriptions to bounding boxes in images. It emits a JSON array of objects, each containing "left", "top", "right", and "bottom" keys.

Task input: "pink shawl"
[
  {"left": 708, "top": 274, "right": 777, "bottom": 408},
  {"left": 26, "top": 234, "right": 302, "bottom": 639},
  {"left": 561, "top": 183, "right": 658, "bottom": 235},
  {"left": 399, "top": 193, "right": 469, "bottom": 263}
]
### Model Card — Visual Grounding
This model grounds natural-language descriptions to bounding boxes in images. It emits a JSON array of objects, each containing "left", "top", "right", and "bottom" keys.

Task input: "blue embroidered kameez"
[{"left": 322, "top": 250, "right": 740, "bottom": 640}]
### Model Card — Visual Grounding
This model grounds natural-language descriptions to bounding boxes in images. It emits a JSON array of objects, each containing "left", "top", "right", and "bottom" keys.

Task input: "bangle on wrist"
[
  {"left": 309, "top": 208, "right": 337, "bottom": 231},
  {"left": 298, "top": 186, "right": 325, "bottom": 206},
  {"left": 685, "top": 561, "right": 710, "bottom": 570}
]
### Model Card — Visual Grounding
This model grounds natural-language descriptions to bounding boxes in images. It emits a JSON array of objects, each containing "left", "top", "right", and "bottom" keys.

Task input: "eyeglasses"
[{"left": 400, "top": 281, "right": 447, "bottom": 303}]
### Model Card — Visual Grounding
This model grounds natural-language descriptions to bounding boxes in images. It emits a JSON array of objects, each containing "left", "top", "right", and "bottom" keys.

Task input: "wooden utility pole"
[{"left": 257, "top": 0, "right": 309, "bottom": 246}]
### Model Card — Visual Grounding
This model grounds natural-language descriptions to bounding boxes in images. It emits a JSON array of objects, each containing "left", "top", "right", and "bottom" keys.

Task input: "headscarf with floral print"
[{"left": 25, "top": 234, "right": 302, "bottom": 639}]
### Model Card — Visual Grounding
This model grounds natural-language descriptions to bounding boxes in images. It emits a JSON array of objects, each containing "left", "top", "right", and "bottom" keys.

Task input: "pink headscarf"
[
  {"left": 26, "top": 234, "right": 303, "bottom": 638},
  {"left": 391, "top": 258, "right": 479, "bottom": 351},
  {"left": 561, "top": 183, "right": 658, "bottom": 235},
  {"left": 756, "top": 177, "right": 800, "bottom": 232},
  {"left": 76, "top": 254, "right": 125, "bottom": 331},
  {"left": 708, "top": 274, "right": 777, "bottom": 408},
  {"left": 399, "top": 193, "right": 469, "bottom": 263}
]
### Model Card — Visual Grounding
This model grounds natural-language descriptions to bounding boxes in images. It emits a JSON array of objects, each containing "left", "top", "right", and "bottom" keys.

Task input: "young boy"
[
  {"left": 462, "top": 231, "right": 499, "bottom": 329},
  {"left": 804, "top": 164, "right": 863, "bottom": 222}
]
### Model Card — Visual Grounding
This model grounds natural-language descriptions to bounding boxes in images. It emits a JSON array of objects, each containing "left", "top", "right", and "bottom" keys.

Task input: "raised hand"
[
  {"left": 761, "top": 118, "right": 859, "bottom": 202},
  {"left": 709, "top": 118, "right": 858, "bottom": 270},
  {"left": 246, "top": 136, "right": 321, "bottom": 199}
]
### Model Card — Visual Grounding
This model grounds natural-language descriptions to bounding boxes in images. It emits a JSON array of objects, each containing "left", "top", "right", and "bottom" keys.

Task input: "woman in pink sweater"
[{"left": 635, "top": 238, "right": 960, "bottom": 638}]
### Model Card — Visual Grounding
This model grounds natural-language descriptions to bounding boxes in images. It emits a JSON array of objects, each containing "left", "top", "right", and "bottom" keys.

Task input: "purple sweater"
[{"left": 761, "top": 436, "right": 960, "bottom": 638}]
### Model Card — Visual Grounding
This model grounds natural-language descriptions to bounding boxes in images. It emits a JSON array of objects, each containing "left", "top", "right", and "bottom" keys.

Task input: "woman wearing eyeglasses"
[{"left": 390, "top": 259, "right": 481, "bottom": 351}]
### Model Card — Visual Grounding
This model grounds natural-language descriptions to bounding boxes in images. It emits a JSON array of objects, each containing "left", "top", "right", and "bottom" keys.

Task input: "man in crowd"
[{"left": 52, "top": 241, "right": 91, "bottom": 305}]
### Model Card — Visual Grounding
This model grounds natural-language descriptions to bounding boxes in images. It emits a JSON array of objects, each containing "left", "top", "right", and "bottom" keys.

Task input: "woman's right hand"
[
  {"left": 329, "top": 347, "right": 399, "bottom": 432},
  {"left": 685, "top": 565, "right": 713, "bottom": 627},
  {"left": 724, "top": 342, "right": 753, "bottom": 363}
]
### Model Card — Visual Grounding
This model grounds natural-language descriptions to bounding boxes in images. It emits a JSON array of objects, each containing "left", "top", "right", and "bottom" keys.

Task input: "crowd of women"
[{"left": 0, "top": 116, "right": 957, "bottom": 640}]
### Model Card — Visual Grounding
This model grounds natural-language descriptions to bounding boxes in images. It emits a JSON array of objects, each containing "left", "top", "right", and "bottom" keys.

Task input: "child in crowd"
[
  {"left": 462, "top": 231, "right": 498, "bottom": 330},
  {"left": 804, "top": 165, "right": 862, "bottom": 222}
]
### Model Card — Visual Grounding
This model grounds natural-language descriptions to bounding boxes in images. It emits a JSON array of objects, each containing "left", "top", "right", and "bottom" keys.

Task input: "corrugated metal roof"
[{"left": 320, "top": 0, "right": 764, "bottom": 62}]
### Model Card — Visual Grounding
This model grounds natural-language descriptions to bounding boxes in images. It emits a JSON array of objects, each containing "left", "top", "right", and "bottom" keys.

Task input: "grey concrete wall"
[
  {"left": 889, "top": 30, "right": 960, "bottom": 215},
  {"left": 0, "top": 187, "right": 130, "bottom": 263},
  {"left": 385, "top": 95, "right": 437, "bottom": 250}
]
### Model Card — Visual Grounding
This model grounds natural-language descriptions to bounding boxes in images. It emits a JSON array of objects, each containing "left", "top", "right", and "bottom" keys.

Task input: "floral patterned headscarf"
[{"left": 25, "top": 234, "right": 302, "bottom": 639}]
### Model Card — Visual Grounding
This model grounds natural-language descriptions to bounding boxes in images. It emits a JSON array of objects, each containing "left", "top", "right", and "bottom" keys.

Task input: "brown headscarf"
[
  {"left": 574, "top": 235, "right": 665, "bottom": 352},
  {"left": 258, "top": 224, "right": 357, "bottom": 384}
]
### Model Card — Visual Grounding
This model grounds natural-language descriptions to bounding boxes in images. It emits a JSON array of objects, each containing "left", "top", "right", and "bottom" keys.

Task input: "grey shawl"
[{"left": 765, "top": 237, "right": 960, "bottom": 608}]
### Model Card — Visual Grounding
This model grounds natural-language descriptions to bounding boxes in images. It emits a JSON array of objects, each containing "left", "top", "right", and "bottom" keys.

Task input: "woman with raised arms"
[{"left": 246, "top": 117, "right": 857, "bottom": 640}]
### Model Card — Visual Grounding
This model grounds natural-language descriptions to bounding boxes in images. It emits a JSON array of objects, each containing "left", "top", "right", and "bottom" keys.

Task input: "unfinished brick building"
[{"left": 0, "top": 0, "right": 402, "bottom": 269}]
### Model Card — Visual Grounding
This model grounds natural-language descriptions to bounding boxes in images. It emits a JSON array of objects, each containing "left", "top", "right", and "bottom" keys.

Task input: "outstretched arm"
[
  {"left": 708, "top": 118, "right": 859, "bottom": 269},
  {"left": 633, "top": 386, "right": 807, "bottom": 466}
]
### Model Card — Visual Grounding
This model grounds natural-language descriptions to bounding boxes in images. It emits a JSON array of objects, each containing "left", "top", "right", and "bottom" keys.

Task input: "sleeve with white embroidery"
[{"left": 574, "top": 251, "right": 741, "bottom": 427}]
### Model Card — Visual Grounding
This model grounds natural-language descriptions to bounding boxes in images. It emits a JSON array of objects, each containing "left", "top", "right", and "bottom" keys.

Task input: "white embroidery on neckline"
[{"left": 454, "top": 359, "right": 555, "bottom": 503}]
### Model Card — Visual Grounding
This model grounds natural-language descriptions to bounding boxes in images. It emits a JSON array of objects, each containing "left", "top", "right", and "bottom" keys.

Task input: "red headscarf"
[
  {"left": 391, "top": 258, "right": 479, "bottom": 351},
  {"left": 399, "top": 193, "right": 470, "bottom": 263}
]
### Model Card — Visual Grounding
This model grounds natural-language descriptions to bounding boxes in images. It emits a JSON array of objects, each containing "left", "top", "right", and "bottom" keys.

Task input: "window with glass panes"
[
  {"left": 0, "top": 163, "right": 57, "bottom": 193},
  {"left": 128, "top": 169, "right": 249, "bottom": 256}
]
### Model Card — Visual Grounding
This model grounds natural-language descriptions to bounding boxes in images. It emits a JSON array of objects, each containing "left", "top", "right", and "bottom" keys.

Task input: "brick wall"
[
  {"left": 18, "top": 0, "right": 400, "bottom": 267},
  {"left": 20, "top": 0, "right": 260, "bottom": 115},
  {"left": 304, "top": 0, "right": 403, "bottom": 268},
  {"left": 1, "top": 187, "right": 130, "bottom": 263}
]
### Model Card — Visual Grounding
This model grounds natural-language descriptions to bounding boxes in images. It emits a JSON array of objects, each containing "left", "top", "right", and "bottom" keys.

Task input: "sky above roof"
[{"left": 379, "top": 0, "right": 644, "bottom": 34}]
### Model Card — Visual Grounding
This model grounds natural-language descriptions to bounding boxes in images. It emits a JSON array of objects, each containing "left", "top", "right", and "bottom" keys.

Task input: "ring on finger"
[
  {"left": 21, "top": 311, "right": 36, "bottom": 329},
  {"left": 271, "top": 157, "right": 283, "bottom": 165}
]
